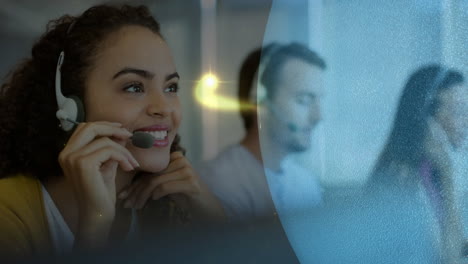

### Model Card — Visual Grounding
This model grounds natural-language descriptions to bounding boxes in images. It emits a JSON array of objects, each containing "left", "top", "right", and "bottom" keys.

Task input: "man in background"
[{"left": 198, "top": 43, "right": 326, "bottom": 222}]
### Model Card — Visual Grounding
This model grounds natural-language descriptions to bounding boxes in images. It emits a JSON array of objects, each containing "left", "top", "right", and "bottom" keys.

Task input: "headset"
[
  {"left": 54, "top": 21, "right": 155, "bottom": 149},
  {"left": 55, "top": 20, "right": 85, "bottom": 132},
  {"left": 55, "top": 51, "right": 85, "bottom": 131},
  {"left": 251, "top": 44, "right": 280, "bottom": 105},
  {"left": 253, "top": 43, "right": 299, "bottom": 133},
  {"left": 55, "top": 51, "right": 156, "bottom": 148}
]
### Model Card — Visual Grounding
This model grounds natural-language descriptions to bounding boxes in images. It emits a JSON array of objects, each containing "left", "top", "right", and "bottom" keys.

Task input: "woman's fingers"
[
  {"left": 56, "top": 121, "right": 140, "bottom": 235},
  {"left": 118, "top": 153, "right": 202, "bottom": 210},
  {"left": 66, "top": 147, "right": 134, "bottom": 205},
  {"left": 73, "top": 121, "right": 123, "bottom": 133},
  {"left": 69, "top": 121, "right": 123, "bottom": 142},
  {"left": 162, "top": 155, "right": 186, "bottom": 174},
  {"left": 84, "top": 146, "right": 136, "bottom": 173},
  {"left": 118, "top": 152, "right": 185, "bottom": 207},
  {"left": 128, "top": 179, "right": 195, "bottom": 210},
  {"left": 119, "top": 181, "right": 142, "bottom": 208},
  {"left": 60, "top": 139, "right": 139, "bottom": 174},
  {"left": 59, "top": 122, "right": 138, "bottom": 171},
  {"left": 77, "top": 137, "right": 139, "bottom": 168},
  {"left": 65, "top": 122, "right": 132, "bottom": 153},
  {"left": 151, "top": 180, "right": 198, "bottom": 201},
  {"left": 131, "top": 170, "right": 191, "bottom": 209},
  {"left": 121, "top": 184, "right": 138, "bottom": 208},
  {"left": 118, "top": 185, "right": 132, "bottom": 200}
]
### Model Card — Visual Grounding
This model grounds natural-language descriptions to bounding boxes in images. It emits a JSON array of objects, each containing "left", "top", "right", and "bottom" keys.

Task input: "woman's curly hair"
[
  {"left": 0, "top": 4, "right": 185, "bottom": 179},
  {"left": 0, "top": 4, "right": 188, "bottom": 225}
]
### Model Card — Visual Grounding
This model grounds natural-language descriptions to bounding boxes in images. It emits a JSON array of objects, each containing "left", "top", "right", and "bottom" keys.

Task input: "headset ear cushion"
[{"left": 70, "top": 95, "right": 85, "bottom": 123}]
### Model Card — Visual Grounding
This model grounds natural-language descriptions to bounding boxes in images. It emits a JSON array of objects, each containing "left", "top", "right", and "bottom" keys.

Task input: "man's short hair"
[
  {"left": 237, "top": 43, "right": 326, "bottom": 130},
  {"left": 238, "top": 48, "right": 262, "bottom": 130},
  {"left": 260, "top": 43, "right": 326, "bottom": 100}
]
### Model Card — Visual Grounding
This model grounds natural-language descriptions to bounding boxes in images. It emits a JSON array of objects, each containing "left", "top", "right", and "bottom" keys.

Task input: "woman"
[
  {"left": 368, "top": 65, "right": 466, "bottom": 262},
  {"left": 0, "top": 4, "right": 225, "bottom": 257}
]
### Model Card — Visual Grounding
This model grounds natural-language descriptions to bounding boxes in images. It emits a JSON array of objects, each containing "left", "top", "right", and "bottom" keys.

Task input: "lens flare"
[
  {"left": 204, "top": 74, "right": 218, "bottom": 88},
  {"left": 194, "top": 73, "right": 256, "bottom": 111}
]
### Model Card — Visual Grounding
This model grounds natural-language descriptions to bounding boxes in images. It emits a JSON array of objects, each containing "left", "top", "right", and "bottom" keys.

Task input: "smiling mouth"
[{"left": 139, "top": 130, "right": 168, "bottom": 140}]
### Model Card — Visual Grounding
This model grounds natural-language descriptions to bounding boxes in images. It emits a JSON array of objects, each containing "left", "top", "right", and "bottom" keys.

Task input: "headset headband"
[{"left": 248, "top": 43, "right": 283, "bottom": 104}]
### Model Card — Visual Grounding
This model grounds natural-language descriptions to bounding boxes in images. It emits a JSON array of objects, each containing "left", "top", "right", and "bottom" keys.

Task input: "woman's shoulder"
[
  {"left": 0, "top": 174, "right": 42, "bottom": 205},
  {"left": 0, "top": 173, "right": 45, "bottom": 222},
  {"left": 0, "top": 174, "right": 51, "bottom": 257},
  {"left": 0, "top": 173, "right": 40, "bottom": 186}
]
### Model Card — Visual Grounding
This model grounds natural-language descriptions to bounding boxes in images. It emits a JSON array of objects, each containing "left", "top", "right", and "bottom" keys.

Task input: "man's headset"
[
  {"left": 54, "top": 21, "right": 154, "bottom": 148},
  {"left": 252, "top": 44, "right": 299, "bottom": 133}
]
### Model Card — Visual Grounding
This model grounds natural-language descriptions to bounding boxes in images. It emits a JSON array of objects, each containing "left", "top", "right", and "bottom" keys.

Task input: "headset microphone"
[
  {"left": 59, "top": 117, "right": 155, "bottom": 149},
  {"left": 131, "top": 132, "right": 156, "bottom": 149}
]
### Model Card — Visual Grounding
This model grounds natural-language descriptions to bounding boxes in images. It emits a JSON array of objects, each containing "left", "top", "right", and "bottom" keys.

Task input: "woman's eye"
[
  {"left": 123, "top": 82, "right": 144, "bottom": 93},
  {"left": 164, "top": 83, "right": 179, "bottom": 93}
]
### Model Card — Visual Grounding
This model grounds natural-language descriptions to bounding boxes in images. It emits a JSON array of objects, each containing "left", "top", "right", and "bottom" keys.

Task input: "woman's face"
[
  {"left": 84, "top": 25, "right": 181, "bottom": 173},
  {"left": 436, "top": 83, "right": 468, "bottom": 148}
]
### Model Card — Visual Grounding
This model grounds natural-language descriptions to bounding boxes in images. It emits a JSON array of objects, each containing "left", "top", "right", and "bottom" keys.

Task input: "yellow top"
[{"left": 0, "top": 174, "right": 52, "bottom": 257}]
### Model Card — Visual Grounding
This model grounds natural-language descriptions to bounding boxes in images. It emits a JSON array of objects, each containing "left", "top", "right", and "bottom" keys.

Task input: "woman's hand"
[
  {"left": 58, "top": 121, "right": 139, "bottom": 247},
  {"left": 118, "top": 151, "right": 225, "bottom": 222}
]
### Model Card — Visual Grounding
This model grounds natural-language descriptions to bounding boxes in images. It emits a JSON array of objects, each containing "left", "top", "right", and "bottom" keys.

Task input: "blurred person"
[
  {"left": 368, "top": 65, "right": 467, "bottom": 263},
  {"left": 198, "top": 47, "right": 274, "bottom": 221},
  {"left": 257, "top": 43, "right": 325, "bottom": 219},
  {"left": 199, "top": 43, "right": 325, "bottom": 222},
  {"left": 256, "top": 43, "right": 326, "bottom": 264},
  {"left": 198, "top": 43, "right": 325, "bottom": 263},
  {"left": 0, "top": 4, "right": 225, "bottom": 258}
]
